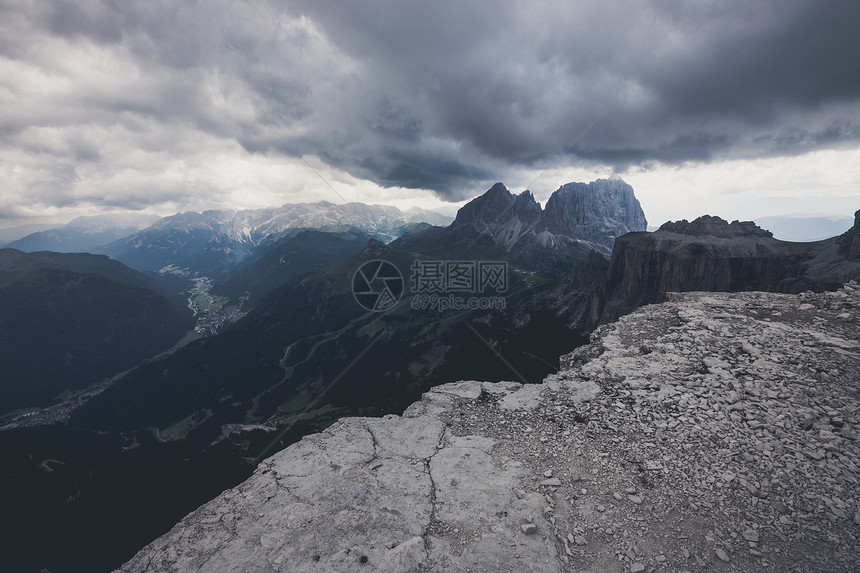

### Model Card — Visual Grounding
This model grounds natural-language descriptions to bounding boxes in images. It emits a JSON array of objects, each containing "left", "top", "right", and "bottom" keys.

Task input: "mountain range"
[
  {"left": 3, "top": 213, "right": 160, "bottom": 253},
  {"left": 98, "top": 202, "right": 451, "bottom": 276},
  {"left": 2, "top": 176, "right": 859, "bottom": 573},
  {"left": 71, "top": 179, "right": 647, "bottom": 441}
]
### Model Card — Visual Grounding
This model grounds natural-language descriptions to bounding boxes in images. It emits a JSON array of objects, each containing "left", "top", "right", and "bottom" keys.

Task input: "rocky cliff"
[
  {"left": 448, "top": 178, "right": 647, "bottom": 257},
  {"left": 837, "top": 209, "right": 860, "bottom": 260},
  {"left": 118, "top": 283, "right": 860, "bottom": 572},
  {"left": 537, "top": 178, "right": 648, "bottom": 252},
  {"left": 601, "top": 214, "right": 860, "bottom": 322}
]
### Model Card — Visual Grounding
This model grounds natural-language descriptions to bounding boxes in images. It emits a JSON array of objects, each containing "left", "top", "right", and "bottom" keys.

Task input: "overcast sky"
[{"left": 1, "top": 0, "right": 859, "bottom": 230}]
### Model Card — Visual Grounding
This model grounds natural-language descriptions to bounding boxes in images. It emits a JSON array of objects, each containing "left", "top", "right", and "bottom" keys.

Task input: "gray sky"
[{"left": 1, "top": 0, "right": 859, "bottom": 229}]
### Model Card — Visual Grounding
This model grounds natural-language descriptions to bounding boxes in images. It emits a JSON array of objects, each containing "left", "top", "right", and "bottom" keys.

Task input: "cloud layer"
[{"left": 1, "top": 0, "right": 859, "bottom": 222}]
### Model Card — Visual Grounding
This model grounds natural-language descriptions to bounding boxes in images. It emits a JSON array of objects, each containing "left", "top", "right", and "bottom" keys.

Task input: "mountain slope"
[
  {"left": 100, "top": 202, "right": 451, "bottom": 275},
  {"left": 5, "top": 214, "right": 159, "bottom": 253},
  {"left": 212, "top": 228, "right": 370, "bottom": 303},
  {"left": 71, "top": 237, "right": 583, "bottom": 438},
  {"left": 0, "top": 249, "right": 193, "bottom": 413}
]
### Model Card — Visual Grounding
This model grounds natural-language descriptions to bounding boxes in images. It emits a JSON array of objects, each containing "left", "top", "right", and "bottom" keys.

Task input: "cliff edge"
[
  {"left": 601, "top": 213, "right": 860, "bottom": 322},
  {"left": 119, "top": 284, "right": 860, "bottom": 572}
]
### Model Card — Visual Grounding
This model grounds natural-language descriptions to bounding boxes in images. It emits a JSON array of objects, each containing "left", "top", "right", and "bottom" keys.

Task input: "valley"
[{"left": 186, "top": 276, "right": 247, "bottom": 336}]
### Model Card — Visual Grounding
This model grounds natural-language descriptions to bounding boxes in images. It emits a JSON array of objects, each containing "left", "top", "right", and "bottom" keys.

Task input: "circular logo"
[{"left": 352, "top": 260, "right": 404, "bottom": 312}]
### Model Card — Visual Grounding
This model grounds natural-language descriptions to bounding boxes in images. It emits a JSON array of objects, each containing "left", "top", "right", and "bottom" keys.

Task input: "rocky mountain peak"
[
  {"left": 450, "top": 182, "right": 515, "bottom": 230},
  {"left": 538, "top": 177, "right": 647, "bottom": 251},
  {"left": 512, "top": 189, "right": 541, "bottom": 217},
  {"left": 449, "top": 178, "right": 647, "bottom": 257},
  {"left": 658, "top": 215, "right": 773, "bottom": 238},
  {"left": 362, "top": 237, "right": 390, "bottom": 254},
  {"left": 837, "top": 208, "right": 860, "bottom": 260}
]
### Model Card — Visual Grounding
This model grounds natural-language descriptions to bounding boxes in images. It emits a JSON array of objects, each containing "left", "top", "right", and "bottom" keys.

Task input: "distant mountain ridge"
[
  {"left": 99, "top": 202, "right": 452, "bottom": 275},
  {"left": 212, "top": 228, "right": 371, "bottom": 303},
  {"left": 754, "top": 214, "right": 855, "bottom": 242},
  {"left": 4, "top": 213, "right": 159, "bottom": 253}
]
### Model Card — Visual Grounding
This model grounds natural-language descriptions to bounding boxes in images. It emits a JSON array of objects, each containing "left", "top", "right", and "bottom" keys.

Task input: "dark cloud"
[
  {"left": 1, "top": 0, "right": 859, "bottom": 212},
  {"left": 282, "top": 0, "right": 860, "bottom": 185}
]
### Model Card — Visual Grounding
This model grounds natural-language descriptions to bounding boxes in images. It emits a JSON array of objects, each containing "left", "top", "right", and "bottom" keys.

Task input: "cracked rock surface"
[{"left": 118, "top": 283, "right": 860, "bottom": 572}]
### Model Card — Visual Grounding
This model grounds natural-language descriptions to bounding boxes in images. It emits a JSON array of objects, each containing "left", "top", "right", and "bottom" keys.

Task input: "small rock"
[
  {"left": 630, "top": 563, "right": 645, "bottom": 572},
  {"left": 613, "top": 492, "right": 624, "bottom": 502},
  {"left": 742, "top": 528, "right": 760, "bottom": 542},
  {"left": 543, "top": 470, "right": 553, "bottom": 478},
  {"left": 368, "top": 460, "right": 383, "bottom": 470},
  {"left": 627, "top": 494, "right": 643, "bottom": 504},
  {"left": 799, "top": 303, "right": 815, "bottom": 311},
  {"left": 807, "top": 449, "right": 826, "bottom": 461},
  {"left": 574, "top": 535, "right": 587, "bottom": 546},
  {"left": 541, "top": 478, "right": 562, "bottom": 487},
  {"left": 715, "top": 548, "right": 730, "bottom": 562},
  {"left": 521, "top": 523, "right": 537, "bottom": 535}
]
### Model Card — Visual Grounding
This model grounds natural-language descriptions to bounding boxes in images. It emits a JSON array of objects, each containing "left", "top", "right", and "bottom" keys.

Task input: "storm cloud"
[{"left": 1, "top": 0, "right": 858, "bottom": 220}]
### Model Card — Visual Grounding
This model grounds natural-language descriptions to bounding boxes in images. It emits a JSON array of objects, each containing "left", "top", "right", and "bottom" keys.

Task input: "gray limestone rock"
[{"left": 118, "top": 284, "right": 860, "bottom": 573}]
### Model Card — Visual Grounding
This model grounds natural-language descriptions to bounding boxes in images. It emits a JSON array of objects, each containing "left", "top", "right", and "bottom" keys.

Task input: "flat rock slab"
[{"left": 118, "top": 283, "right": 860, "bottom": 572}]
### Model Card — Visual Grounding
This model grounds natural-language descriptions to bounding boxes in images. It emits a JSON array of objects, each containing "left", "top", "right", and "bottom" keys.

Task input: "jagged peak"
[
  {"left": 512, "top": 189, "right": 541, "bottom": 212},
  {"left": 363, "top": 238, "right": 389, "bottom": 250},
  {"left": 658, "top": 215, "right": 773, "bottom": 239},
  {"left": 837, "top": 208, "right": 860, "bottom": 259},
  {"left": 553, "top": 177, "right": 634, "bottom": 196},
  {"left": 486, "top": 182, "right": 511, "bottom": 196},
  {"left": 451, "top": 183, "right": 515, "bottom": 228}
]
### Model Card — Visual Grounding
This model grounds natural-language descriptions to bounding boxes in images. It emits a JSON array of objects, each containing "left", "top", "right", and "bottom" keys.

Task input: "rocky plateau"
[{"left": 117, "top": 282, "right": 860, "bottom": 572}]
